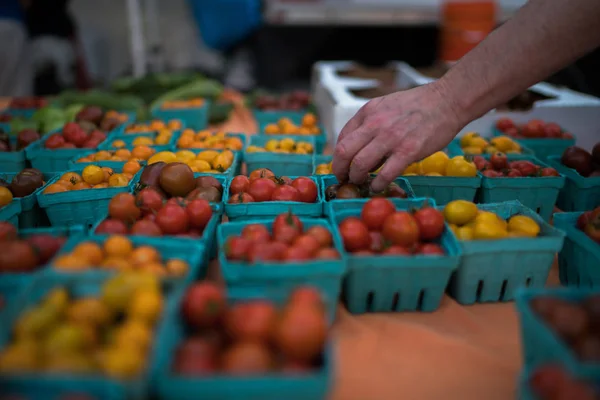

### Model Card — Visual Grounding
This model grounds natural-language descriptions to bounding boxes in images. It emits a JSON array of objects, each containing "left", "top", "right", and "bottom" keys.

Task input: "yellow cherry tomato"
[
  {"left": 82, "top": 165, "right": 105, "bottom": 185},
  {"left": 265, "top": 140, "right": 279, "bottom": 152},
  {"left": 445, "top": 157, "right": 477, "bottom": 177},
  {"left": 443, "top": 200, "right": 478, "bottom": 226},
  {"left": 175, "top": 150, "right": 196, "bottom": 163},
  {"left": 108, "top": 174, "right": 129, "bottom": 187},
  {"left": 508, "top": 215, "right": 541, "bottom": 237},
  {"left": 455, "top": 225, "right": 474, "bottom": 241},
  {"left": 0, "top": 187, "right": 13, "bottom": 207},
  {"left": 462, "top": 146, "right": 483, "bottom": 155},
  {"left": 420, "top": 151, "right": 449, "bottom": 175},
  {"left": 459, "top": 132, "right": 480, "bottom": 148},
  {"left": 148, "top": 151, "right": 176, "bottom": 165},
  {"left": 279, "top": 138, "right": 296, "bottom": 151},
  {"left": 475, "top": 211, "right": 508, "bottom": 231},
  {"left": 468, "top": 136, "right": 489, "bottom": 150},
  {"left": 403, "top": 162, "right": 420, "bottom": 175},
  {"left": 473, "top": 219, "right": 508, "bottom": 240}
]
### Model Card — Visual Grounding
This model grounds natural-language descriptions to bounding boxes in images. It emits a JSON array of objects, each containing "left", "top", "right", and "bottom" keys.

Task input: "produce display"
[
  {"left": 109, "top": 131, "right": 173, "bottom": 148},
  {"left": 75, "top": 146, "right": 156, "bottom": 163},
  {"left": 43, "top": 122, "right": 108, "bottom": 150},
  {"left": 0, "top": 168, "right": 46, "bottom": 200},
  {"left": 176, "top": 129, "right": 244, "bottom": 150},
  {"left": 0, "top": 221, "right": 67, "bottom": 273},
  {"left": 496, "top": 118, "right": 573, "bottom": 139},
  {"left": 246, "top": 138, "right": 314, "bottom": 154},
  {"left": 0, "top": 128, "right": 41, "bottom": 152},
  {"left": 402, "top": 153, "right": 478, "bottom": 177},
  {"left": 251, "top": 91, "right": 311, "bottom": 111},
  {"left": 174, "top": 283, "right": 327, "bottom": 375},
  {"left": 458, "top": 132, "right": 524, "bottom": 155},
  {"left": 147, "top": 149, "right": 235, "bottom": 174},
  {"left": 473, "top": 154, "right": 560, "bottom": 177},
  {"left": 559, "top": 144, "right": 600, "bottom": 177},
  {"left": 337, "top": 199, "right": 446, "bottom": 256},
  {"left": 160, "top": 98, "right": 205, "bottom": 109},
  {"left": 52, "top": 235, "right": 189, "bottom": 277},
  {"left": 43, "top": 166, "right": 137, "bottom": 194},
  {"left": 0, "top": 273, "right": 164, "bottom": 379},
  {"left": 577, "top": 206, "right": 600, "bottom": 243},
  {"left": 527, "top": 364, "right": 598, "bottom": 399},
  {"left": 125, "top": 119, "right": 182, "bottom": 134},
  {"left": 315, "top": 160, "right": 332, "bottom": 175},
  {"left": 74, "top": 106, "right": 129, "bottom": 133},
  {"left": 228, "top": 168, "right": 318, "bottom": 204},
  {"left": 9, "top": 96, "right": 48, "bottom": 110},
  {"left": 224, "top": 212, "right": 339, "bottom": 262},
  {"left": 443, "top": 200, "right": 541, "bottom": 240},
  {"left": 263, "top": 114, "right": 321, "bottom": 135},
  {"left": 324, "top": 177, "right": 407, "bottom": 201}
]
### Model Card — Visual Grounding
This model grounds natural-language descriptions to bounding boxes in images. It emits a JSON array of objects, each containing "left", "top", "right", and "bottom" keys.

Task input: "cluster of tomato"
[
  {"left": 473, "top": 153, "right": 560, "bottom": 178},
  {"left": 175, "top": 282, "right": 327, "bottom": 375},
  {"left": 577, "top": 206, "right": 600, "bottom": 243},
  {"left": 496, "top": 118, "right": 573, "bottom": 139},
  {"left": 528, "top": 364, "right": 597, "bottom": 399},
  {"left": 95, "top": 191, "right": 213, "bottom": 238},
  {"left": 228, "top": 168, "right": 318, "bottom": 204},
  {"left": 44, "top": 122, "right": 108, "bottom": 150},
  {"left": 225, "top": 212, "right": 339, "bottom": 263},
  {"left": 0, "top": 222, "right": 66, "bottom": 273},
  {"left": 337, "top": 198, "right": 446, "bottom": 256}
]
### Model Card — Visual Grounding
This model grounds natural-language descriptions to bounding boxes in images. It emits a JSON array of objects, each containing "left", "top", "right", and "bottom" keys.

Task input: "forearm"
[{"left": 438, "top": 0, "right": 600, "bottom": 126}]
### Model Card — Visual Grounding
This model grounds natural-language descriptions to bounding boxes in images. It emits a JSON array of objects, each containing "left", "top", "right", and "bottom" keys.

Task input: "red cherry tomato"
[
  {"left": 339, "top": 217, "right": 371, "bottom": 252},
  {"left": 135, "top": 188, "right": 164, "bottom": 215},
  {"left": 241, "top": 224, "right": 271, "bottom": 244},
  {"left": 369, "top": 231, "right": 385, "bottom": 253},
  {"left": 248, "top": 242, "right": 283, "bottom": 263},
  {"left": 109, "top": 193, "right": 141, "bottom": 223},
  {"left": 181, "top": 282, "right": 226, "bottom": 329},
  {"left": 229, "top": 192, "right": 255, "bottom": 204},
  {"left": 0, "top": 222, "right": 17, "bottom": 241},
  {"left": 273, "top": 212, "right": 303, "bottom": 234},
  {"left": 382, "top": 245, "right": 411, "bottom": 256},
  {"left": 541, "top": 167, "right": 560, "bottom": 177},
  {"left": 482, "top": 169, "right": 503, "bottom": 178},
  {"left": 360, "top": 198, "right": 396, "bottom": 231},
  {"left": 495, "top": 118, "right": 516, "bottom": 132},
  {"left": 271, "top": 185, "right": 300, "bottom": 202},
  {"left": 186, "top": 199, "right": 213, "bottom": 230},
  {"left": 417, "top": 243, "right": 445, "bottom": 255},
  {"left": 506, "top": 169, "right": 523, "bottom": 177},
  {"left": 314, "top": 248, "right": 340, "bottom": 260},
  {"left": 292, "top": 234, "right": 321, "bottom": 256},
  {"left": 382, "top": 212, "right": 420, "bottom": 247},
  {"left": 283, "top": 246, "right": 313, "bottom": 262},
  {"left": 156, "top": 204, "right": 190, "bottom": 234},
  {"left": 413, "top": 207, "right": 445, "bottom": 241},
  {"left": 229, "top": 176, "right": 250, "bottom": 195},
  {"left": 225, "top": 236, "right": 252, "bottom": 261},
  {"left": 44, "top": 134, "right": 65, "bottom": 149},
  {"left": 305, "top": 226, "right": 332, "bottom": 248},
  {"left": 291, "top": 177, "right": 318, "bottom": 203},
  {"left": 94, "top": 218, "right": 129, "bottom": 235},
  {"left": 249, "top": 168, "right": 275, "bottom": 182},
  {"left": 131, "top": 220, "right": 162, "bottom": 236},
  {"left": 490, "top": 152, "right": 508, "bottom": 170},
  {"left": 248, "top": 178, "right": 277, "bottom": 202}
]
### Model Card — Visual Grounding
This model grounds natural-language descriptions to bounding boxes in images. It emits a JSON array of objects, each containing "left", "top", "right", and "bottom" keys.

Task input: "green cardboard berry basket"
[{"left": 546, "top": 156, "right": 600, "bottom": 212}]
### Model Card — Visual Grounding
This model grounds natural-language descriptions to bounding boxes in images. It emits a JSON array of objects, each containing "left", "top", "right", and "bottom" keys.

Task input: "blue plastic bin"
[
  {"left": 447, "top": 137, "right": 534, "bottom": 157},
  {"left": 0, "top": 199, "right": 21, "bottom": 225},
  {"left": 320, "top": 175, "right": 416, "bottom": 217},
  {"left": 554, "top": 212, "right": 600, "bottom": 288},
  {"left": 25, "top": 130, "right": 100, "bottom": 173},
  {"left": 218, "top": 218, "right": 346, "bottom": 323},
  {"left": 478, "top": 155, "right": 565, "bottom": 221},
  {"left": 448, "top": 201, "right": 565, "bottom": 305},
  {"left": 151, "top": 100, "right": 209, "bottom": 131},
  {"left": 223, "top": 176, "right": 323, "bottom": 221},
  {"left": 0, "top": 275, "right": 178, "bottom": 400},
  {"left": 546, "top": 156, "right": 600, "bottom": 212},
  {"left": 98, "top": 131, "right": 177, "bottom": 152},
  {"left": 154, "top": 285, "right": 332, "bottom": 400},
  {"left": 258, "top": 121, "right": 327, "bottom": 154},
  {"left": 327, "top": 198, "right": 461, "bottom": 313},
  {"left": 245, "top": 135, "right": 315, "bottom": 177},
  {"left": 36, "top": 167, "right": 139, "bottom": 227},
  {"left": 48, "top": 235, "right": 207, "bottom": 286},
  {"left": 492, "top": 127, "right": 575, "bottom": 161}
]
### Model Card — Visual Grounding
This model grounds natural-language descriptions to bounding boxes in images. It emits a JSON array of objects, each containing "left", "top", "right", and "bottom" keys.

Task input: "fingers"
[
  {"left": 332, "top": 126, "right": 374, "bottom": 183},
  {"left": 347, "top": 140, "right": 388, "bottom": 184},
  {"left": 370, "top": 151, "right": 413, "bottom": 192}
]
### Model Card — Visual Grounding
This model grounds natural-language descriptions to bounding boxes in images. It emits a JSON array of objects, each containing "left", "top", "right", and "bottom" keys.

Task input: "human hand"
[{"left": 332, "top": 82, "right": 467, "bottom": 192}]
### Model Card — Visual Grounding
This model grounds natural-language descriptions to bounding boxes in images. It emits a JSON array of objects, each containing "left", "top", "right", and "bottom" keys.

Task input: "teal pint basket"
[
  {"left": 0, "top": 199, "right": 21, "bottom": 225},
  {"left": 546, "top": 156, "right": 600, "bottom": 211},
  {"left": 447, "top": 137, "right": 534, "bottom": 157},
  {"left": 3, "top": 171, "right": 52, "bottom": 229},
  {"left": 36, "top": 167, "right": 139, "bottom": 227},
  {"left": 48, "top": 235, "right": 207, "bottom": 286},
  {"left": 182, "top": 148, "right": 242, "bottom": 177},
  {"left": 252, "top": 109, "right": 309, "bottom": 126},
  {"left": 478, "top": 155, "right": 565, "bottom": 221},
  {"left": 312, "top": 154, "right": 332, "bottom": 177},
  {"left": 553, "top": 212, "right": 600, "bottom": 288},
  {"left": 320, "top": 175, "right": 415, "bottom": 217},
  {"left": 258, "top": 121, "right": 327, "bottom": 154},
  {"left": 151, "top": 100, "right": 209, "bottom": 130},
  {"left": 218, "top": 218, "right": 346, "bottom": 323},
  {"left": 154, "top": 286, "right": 332, "bottom": 400},
  {"left": 171, "top": 131, "right": 247, "bottom": 153},
  {"left": 515, "top": 287, "right": 600, "bottom": 375},
  {"left": 448, "top": 201, "right": 565, "bottom": 305},
  {"left": 492, "top": 127, "right": 575, "bottom": 161},
  {"left": 245, "top": 135, "right": 315, "bottom": 177},
  {"left": 223, "top": 176, "right": 323, "bottom": 221},
  {"left": 403, "top": 174, "right": 481, "bottom": 206},
  {"left": 0, "top": 275, "right": 178, "bottom": 400},
  {"left": 67, "top": 150, "right": 147, "bottom": 169},
  {"left": 25, "top": 130, "right": 102, "bottom": 173},
  {"left": 0, "top": 137, "right": 37, "bottom": 172},
  {"left": 98, "top": 131, "right": 177, "bottom": 151},
  {"left": 327, "top": 198, "right": 461, "bottom": 314}
]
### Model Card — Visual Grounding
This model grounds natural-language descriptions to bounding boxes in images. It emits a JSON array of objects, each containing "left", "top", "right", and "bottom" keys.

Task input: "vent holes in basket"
[
  {"left": 391, "top": 292, "right": 400, "bottom": 310},
  {"left": 417, "top": 290, "right": 426, "bottom": 311},
  {"left": 536, "top": 207, "right": 541, "bottom": 214},
  {"left": 499, "top": 280, "right": 508, "bottom": 300},
  {"left": 366, "top": 291, "right": 375, "bottom": 312},
  {"left": 476, "top": 281, "right": 484, "bottom": 302},
  {"left": 525, "top": 277, "right": 533, "bottom": 287}
]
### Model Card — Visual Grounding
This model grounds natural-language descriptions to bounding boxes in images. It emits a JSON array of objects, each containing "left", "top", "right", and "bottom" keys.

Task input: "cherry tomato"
[
  {"left": 241, "top": 224, "right": 271, "bottom": 244},
  {"left": 271, "top": 185, "right": 300, "bottom": 202},
  {"left": 506, "top": 169, "right": 523, "bottom": 177},
  {"left": 585, "top": 219, "right": 600, "bottom": 243},
  {"left": 289, "top": 286, "right": 324, "bottom": 308},
  {"left": 369, "top": 231, "right": 385, "bottom": 253},
  {"left": 283, "top": 246, "right": 313, "bottom": 262},
  {"left": 495, "top": 118, "right": 516, "bottom": 132},
  {"left": 482, "top": 169, "right": 503, "bottom": 178},
  {"left": 135, "top": 188, "right": 164, "bottom": 215},
  {"left": 543, "top": 122, "right": 562, "bottom": 138},
  {"left": 413, "top": 207, "right": 445, "bottom": 241},
  {"left": 541, "top": 167, "right": 560, "bottom": 177},
  {"left": 248, "top": 178, "right": 277, "bottom": 202},
  {"left": 315, "top": 248, "right": 340, "bottom": 260},
  {"left": 228, "top": 192, "right": 255, "bottom": 204},
  {"left": 271, "top": 176, "right": 293, "bottom": 186},
  {"left": 515, "top": 161, "right": 537, "bottom": 176},
  {"left": 577, "top": 210, "right": 599, "bottom": 230},
  {"left": 186, "top": 199, "right": 213, "bottom": 229},
  {"left": 230, "top": 176, "right": 250, "bottom": 195},
  {"left": 0, "top": 241, "right": 38, "bottom": 272},
  {"left": 273, "top": 212, "right": 303, "bottom": 236},
  {"left": 353, "top": 250, "right": 375, "bottom": 256},
  {"left": 220, "top": 342, "right": 273, "bottom": 374},
  {"left": 522, "top": 120, "right": 545, "bottom": 138},
  {"left": 25, "top": 234, "right": 63, "bottom": 263},
  {"left": 339, "top": 217, "right": 371, "bottom": 252},
  {"left": 166, "top": 197, "right": 188, "bottom": 207},
  {"left": 131, "top": 220, "right": 162, "bottom": 236},
  {"left": 225, "top": 301, "right": 277, "bottom": 342},
  {"left": 274, "top": 303, "right": 327, "bottom": 363},
  {"left": 109, "top": 193, "right": 141, "bottom": 223},
  {"left": 473, "top": 155, "right": 488, "bottom": 171},
  {"left": 95, "top": 218, "right": 129, "bottom": 235},
  {"left": 382, "top": 245, "right": 411, "bottom": 256},
  {"left": 0, "top": 222, "right": 17, "bottom": 241},
  {"left": 291, "top": 177, "right": 318, "bottom": 203},
  {"left": 44, "top": 134, "right": 65, "bottom": 149},
  {"left": 181, "top": 282, "right": 226, "bottom": 329},
  {"left": 225, "top": 236, "right": 252, "bottom": 261},
  {"left": 360, "top": 198, "right": 396, "bottom": 231},
  {"left": 382, "top": 212, "right": 420, "bottom": 247},
  {"left": 156, "top": 203, "right": 190, "bottom": 234},
  {"left": 248, "top": 242, "right": 283, "bottom": 263},
  {"left": 490, "top": 152, "right": 508, "bottom": 170},
  {"left": 249, "top": 168, "right": 275, "bottom": 182},
  {"left": 305, "top": 226, "right": 332, "bottom": 248},
  {"left": 293, "top": 234, "right": 321, "bottom": 256},
  {"left": 418, "top": 243, "right": 445, "bottom": 255}
]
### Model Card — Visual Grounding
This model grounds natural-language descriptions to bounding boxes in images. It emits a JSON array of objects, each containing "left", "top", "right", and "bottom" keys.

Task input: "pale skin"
[{"left": 333, "top": 0, "right": 600, "bottom": 192}]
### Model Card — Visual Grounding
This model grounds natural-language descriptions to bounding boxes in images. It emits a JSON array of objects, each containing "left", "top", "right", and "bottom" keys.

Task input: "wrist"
[{"left": 428, "top": 78, "right": 471, "bottom": 132}]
